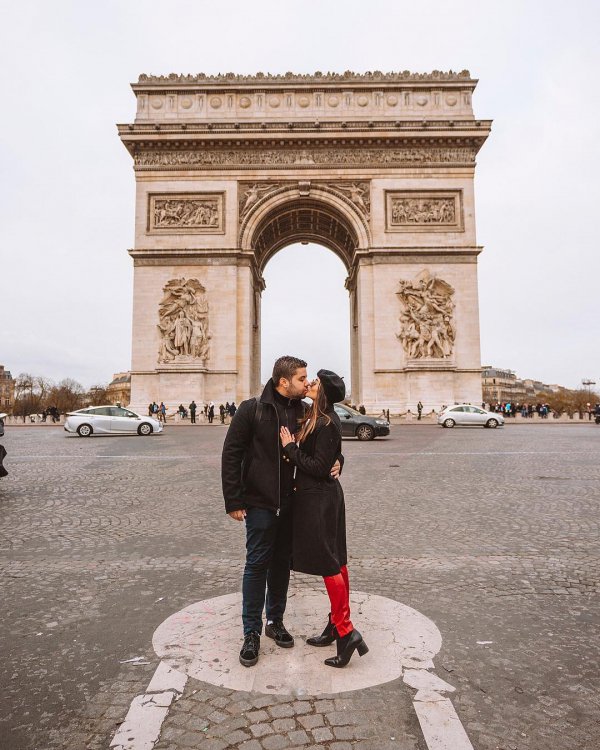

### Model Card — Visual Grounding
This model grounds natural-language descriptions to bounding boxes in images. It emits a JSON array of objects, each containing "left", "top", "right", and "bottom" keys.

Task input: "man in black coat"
[{"left": 222, "top": 355, "right": 342, "bottom": 667}]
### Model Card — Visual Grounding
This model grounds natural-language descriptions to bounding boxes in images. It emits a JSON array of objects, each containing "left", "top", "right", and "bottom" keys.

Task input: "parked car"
[
  {"left": 64, "top": 406, "right": 163, "bottom": 437},
  {"left": 0, "top": 412, "right": 7, "bottom": 477},
  {"left": 334, "top": 404, "right": 390, "bottom": 440},
  {"left": 438, "top": 404, "right": 504, "bottom": 429}
]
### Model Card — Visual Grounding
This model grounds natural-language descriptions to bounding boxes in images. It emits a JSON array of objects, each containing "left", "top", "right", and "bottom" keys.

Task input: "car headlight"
[{"left": 375, "top": 419, "right": 388, "bottom": 425}]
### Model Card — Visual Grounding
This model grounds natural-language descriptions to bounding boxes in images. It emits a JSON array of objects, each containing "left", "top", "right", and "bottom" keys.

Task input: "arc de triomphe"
[{"left": 118, "top": 71, "right": 491, "bottom": 412}]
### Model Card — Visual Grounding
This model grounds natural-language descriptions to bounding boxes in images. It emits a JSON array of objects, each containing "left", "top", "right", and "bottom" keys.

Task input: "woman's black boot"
[
  {"left": 307, "top": 613, "right": 338, "bottom": 647},
  {"left": 324, "top": 629, "right": 369, "bottom": 668}
]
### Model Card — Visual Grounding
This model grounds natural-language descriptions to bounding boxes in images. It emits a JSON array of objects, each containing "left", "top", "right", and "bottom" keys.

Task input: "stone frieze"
[{"left": 136, "top": 147, "right": 477, "bottom": 170}]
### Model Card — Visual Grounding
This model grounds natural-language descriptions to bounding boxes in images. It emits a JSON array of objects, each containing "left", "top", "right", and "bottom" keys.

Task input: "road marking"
[
  {"left": 109, "top": 588, "right": 475, "bottom": 750},
  {"left": 109, "top": 661, "right": 187, "bottom": 750}
]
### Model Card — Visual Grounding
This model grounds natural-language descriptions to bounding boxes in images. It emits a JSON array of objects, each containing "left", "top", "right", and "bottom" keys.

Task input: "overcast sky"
[{"left": 1, "top": 0, "right": 599, "bottom": 390}]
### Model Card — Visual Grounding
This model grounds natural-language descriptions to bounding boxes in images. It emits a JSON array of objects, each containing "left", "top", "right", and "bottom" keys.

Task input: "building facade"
[
  {"left": 119, "top": 71, "right": 491, "bottom": 412},
  {"left": 0, "top": 366, "right": 15, "bottom": 412},
  {"left": 107, "top": 372, "right": 131, "bottom": 406}
]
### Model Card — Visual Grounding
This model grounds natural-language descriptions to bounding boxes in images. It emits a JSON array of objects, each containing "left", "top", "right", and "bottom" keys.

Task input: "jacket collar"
[{"left": 260, "top": 378, "right": 303, "bottom": 409}]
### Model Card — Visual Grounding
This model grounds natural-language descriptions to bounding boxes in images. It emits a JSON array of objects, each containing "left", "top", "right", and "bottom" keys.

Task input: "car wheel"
[
  {"left": 138, "top": 422, "right": 153, "bottom": 436},
  {"left": 443, "top": 418, "right": 455, "bottom": 428},
  {"left": 77, "top": 424, "right": 93, "bottom": 437},
  {"left": 356, "top": 424, "right": 375, "bottom": 441},
  {"left": 486, "top": 418, "right": 499, "bottom": 429}
]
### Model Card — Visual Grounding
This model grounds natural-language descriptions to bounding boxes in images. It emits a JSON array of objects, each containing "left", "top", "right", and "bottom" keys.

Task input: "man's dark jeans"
[{"left": 242, "top": 495, "right": 292, "bottom": 635}]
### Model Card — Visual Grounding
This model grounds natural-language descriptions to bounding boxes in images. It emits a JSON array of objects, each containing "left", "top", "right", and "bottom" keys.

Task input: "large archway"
[{"left": 119, "top": 70, "right": 490, "bottom": 412}]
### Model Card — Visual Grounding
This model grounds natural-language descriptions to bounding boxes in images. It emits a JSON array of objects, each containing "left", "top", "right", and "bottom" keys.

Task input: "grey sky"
[{"left": 1, "top": 1, "right": 599, "bottom": 390}]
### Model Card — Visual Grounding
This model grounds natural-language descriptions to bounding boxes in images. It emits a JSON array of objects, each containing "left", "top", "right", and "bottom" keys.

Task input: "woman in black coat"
[{"left": 280, "top": 369, "right": 368, "bottom": 668}]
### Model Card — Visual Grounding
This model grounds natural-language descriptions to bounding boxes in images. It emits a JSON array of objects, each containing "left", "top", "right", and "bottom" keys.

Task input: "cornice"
[
  {"left": 134, "top": 70, "right": 475, "bottom": 89},
  {"left": 118, "top": 119, "right": 492, "bottom": 140}
]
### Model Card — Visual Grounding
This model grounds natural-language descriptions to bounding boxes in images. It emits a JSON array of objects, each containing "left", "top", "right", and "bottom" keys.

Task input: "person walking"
[
  {"left": 189, "top": 400, "right": 197, "bottom": 424},
  {"left": 228, "top": 401, "right": 237, "bottom": 418},
  {"left": 159, "top": 402, "right": 167, "bottom": 423},
  {"left": 221, "top": 356, "right": 342, "bottom": 668},
  {"left": 417, "top": 401, "right": 423, "bottom": 420},
  {"left": 219, "top": 404, "right": 226, "bottom": 424},
  {"left": 208, "top": 402, "right": 215, "bottom": 424},
  {"left": 279, "top": 370, "right": 368, "bottom": 668},
  {"left": 148, "top": 402, "right": 153, "bottom": 417}
]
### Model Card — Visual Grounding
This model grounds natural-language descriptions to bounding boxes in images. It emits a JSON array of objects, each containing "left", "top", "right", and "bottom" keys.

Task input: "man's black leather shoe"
[
  {"left": 239, "top": 631, "right": 260, "bottom": 667},
  {"left": 265, "top": 620, "right": 294, "bottom": 648}
]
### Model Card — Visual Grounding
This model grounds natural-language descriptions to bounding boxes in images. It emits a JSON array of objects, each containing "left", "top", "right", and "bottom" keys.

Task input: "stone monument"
[{"left": 118, "top": 70, "right": 491, "bottom": 412}]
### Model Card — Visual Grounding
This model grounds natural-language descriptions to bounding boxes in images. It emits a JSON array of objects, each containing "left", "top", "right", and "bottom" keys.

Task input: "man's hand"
[
  {"left": 330, "top": 459, "right": 341, "bottom": 480},
  {"left": 228, "top": 510, "right": 247, "bottom": 521}
]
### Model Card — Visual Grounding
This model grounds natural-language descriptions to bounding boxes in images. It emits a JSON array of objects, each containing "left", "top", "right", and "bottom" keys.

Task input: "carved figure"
[
  {"left": 157, "top": 278, "right": 211, "bottom": 363},
  {"left": 391, "top": 197, "right": 456, "bottom": 225},
  {"left": 330, "top": 182, "right": 370, "bottom": 217},
  {"left": 396, "top": 270, "right": 455, "bottom": 359},
  {"left": 239, "top": 183, "right": 280, "bottom": 219}
]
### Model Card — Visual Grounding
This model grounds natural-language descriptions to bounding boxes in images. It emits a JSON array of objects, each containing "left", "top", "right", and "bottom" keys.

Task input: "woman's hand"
[{"left": 280, "top": 426, "right": 294, "bottom": 447}]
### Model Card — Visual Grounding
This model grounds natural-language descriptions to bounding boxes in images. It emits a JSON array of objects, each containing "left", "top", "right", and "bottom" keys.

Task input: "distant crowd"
[{"left": 147, "top": 400, "right": 237, "bottom": 424}]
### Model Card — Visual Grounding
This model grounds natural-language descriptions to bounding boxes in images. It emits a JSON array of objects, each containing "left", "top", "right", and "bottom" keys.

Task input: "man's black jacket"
[{"left": 221, "top": 379, "right": 343, "bottom": 514}]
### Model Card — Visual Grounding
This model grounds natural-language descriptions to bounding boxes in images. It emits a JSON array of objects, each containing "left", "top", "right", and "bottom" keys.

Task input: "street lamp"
[{"left": 582, "top": 379, "right": 596, "bottom": 400}]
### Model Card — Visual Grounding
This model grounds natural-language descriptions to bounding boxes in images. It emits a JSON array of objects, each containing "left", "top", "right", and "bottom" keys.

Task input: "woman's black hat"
[{"left": 317, "top": 369, "right": 346, "bottom": 404}]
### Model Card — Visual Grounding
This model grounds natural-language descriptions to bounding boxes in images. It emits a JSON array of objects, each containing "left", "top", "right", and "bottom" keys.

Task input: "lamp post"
[{"left": 582, "top": 379, "right": 596, "bottom": 399}]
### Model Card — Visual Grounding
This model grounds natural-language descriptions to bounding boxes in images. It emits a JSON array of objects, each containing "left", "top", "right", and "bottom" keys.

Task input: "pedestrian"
[
  {"left": 189, "top": 400, "right": 197, "bottom": 424},
  {"left": 148, "top": 402, "right": 153, "bottom": 417},
  {"left": 279, "top": 370, "right": 368, "bottom": 668},
  {"left": 160, "top": 402, "right": 167, "bottom": 423},
  {"left": 417, "top": 401, "right": 423, "bottom": 420},
  {"left": 358, "top": 405, "right": 366, "bottom": 415},
  {"left": 219, "top": 404, "right": 226, "bottom": 424},
  {"left": 228, "top": 401, "right": 237, "bottom": 418},
  {"left": 208, "top": 402, "right": 215, "bottom": 424},
  {"left": 221, "top": 355, "right": 342, "bottom": 667}
]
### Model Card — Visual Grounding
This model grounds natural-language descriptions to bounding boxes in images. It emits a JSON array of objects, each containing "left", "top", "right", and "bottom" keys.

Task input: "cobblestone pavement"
[{"left": 1, "top": 425, "right": 599, "bottom": 750}]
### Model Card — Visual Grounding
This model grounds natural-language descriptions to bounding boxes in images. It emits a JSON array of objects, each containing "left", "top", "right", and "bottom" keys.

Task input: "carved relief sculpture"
[
  {"left": 386, "top": 191, "right": 463, "bottom": 232},
  {"left": 238, "top": 183, "right": 282, "bottom": 221},
  {"left": 396, "top": 270, "right": 455, "bottom": 359},
  {"left": 148, "top": 194, "right": 224, "bottom": 233},
  {"left": 136, "top": 147, "right": 477, "bottom": 170},
  {"left": 157, "top": 278, "right": 211, "bottom": 364},
  {"left": 328, "top": 182, "right": 370, "bottom": 218}
]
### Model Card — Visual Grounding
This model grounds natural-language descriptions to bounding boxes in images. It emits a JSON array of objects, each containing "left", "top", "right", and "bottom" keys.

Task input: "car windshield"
[{"left": 338, "top": 405, "right": 361, "bottom": 415}]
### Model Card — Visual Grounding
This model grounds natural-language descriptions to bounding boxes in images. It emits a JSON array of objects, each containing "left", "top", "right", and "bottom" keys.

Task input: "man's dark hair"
[{"left": 272, "top": 355, "right": 307, "bottom": 385}]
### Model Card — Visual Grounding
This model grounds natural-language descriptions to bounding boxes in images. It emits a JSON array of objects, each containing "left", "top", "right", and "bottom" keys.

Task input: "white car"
[
  {"left": 64, "top": 406, "right": 163, "bottom": 437},
  {"left": 438, "top": 404, "right": 504, "bottom": 429}
]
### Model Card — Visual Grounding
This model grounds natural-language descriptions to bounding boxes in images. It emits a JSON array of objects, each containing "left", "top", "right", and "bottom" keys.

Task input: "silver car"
[
  {"left": 438, "top": 404, "right": 504, "bottom": 429},
  {"left": 64, "top": 406, "right": 163, "bottom": 437}
]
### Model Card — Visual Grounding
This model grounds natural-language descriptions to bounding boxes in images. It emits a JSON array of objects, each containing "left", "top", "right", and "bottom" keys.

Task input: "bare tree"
[{"left": 47, "top": 379, "right": 86, "bottom": 414}]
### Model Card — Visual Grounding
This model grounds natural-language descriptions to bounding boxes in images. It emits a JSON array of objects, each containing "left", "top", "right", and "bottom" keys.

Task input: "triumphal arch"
[{"left": 118, "top": 71, "right": 491, "bottom": 412}]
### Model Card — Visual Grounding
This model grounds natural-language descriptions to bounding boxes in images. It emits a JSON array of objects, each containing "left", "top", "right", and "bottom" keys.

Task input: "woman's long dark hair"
[{"left": 296, "top": 381, "right": 331, "bottom": 444}]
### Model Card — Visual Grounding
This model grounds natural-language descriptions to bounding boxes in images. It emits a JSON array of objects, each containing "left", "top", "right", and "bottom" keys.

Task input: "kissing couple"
[{"left": 221, "top": 355, "right": 368, "bottom": 669}]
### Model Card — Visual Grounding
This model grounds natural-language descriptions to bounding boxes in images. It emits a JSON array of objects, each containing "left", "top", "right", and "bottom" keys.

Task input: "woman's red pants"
[{"left": 323, "top": 564, "right": 353, "bottom": 637}]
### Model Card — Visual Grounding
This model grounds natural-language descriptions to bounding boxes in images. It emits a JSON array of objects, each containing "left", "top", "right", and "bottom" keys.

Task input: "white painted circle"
[{"left": 153, "top": 589, "right": 442, "bottom": 696}]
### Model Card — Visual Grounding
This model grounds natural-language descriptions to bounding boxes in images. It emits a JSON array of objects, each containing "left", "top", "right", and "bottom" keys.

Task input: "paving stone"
[
  {"left": 246, "top": 709, "right": 270, "bottom": 723},
  {"left": 261, "top": 734, "right": 291, "bottom": 750},
  {"left": 268, "top": 704, "right": 296, "bottom": 719},
  {"left": 290, "top": 701, "right": 311, "bottom": 715},
  {"left": 298, "top": 713, "right": 324, "bottom": 730},
  {"left": 311, "top": 726, "right": 334, "bottom": 742},
  {"left": 286, "top": 729, "right": 310, "bottom": 745},
  {"left": 272, "top": 718, "right": 297, "bottom": 732},
  {"left": 250, "top": 722, "right": 274, "bottom": 738},
  {"left": 238, "top": 741, "right": 263, "bottom": 750}
]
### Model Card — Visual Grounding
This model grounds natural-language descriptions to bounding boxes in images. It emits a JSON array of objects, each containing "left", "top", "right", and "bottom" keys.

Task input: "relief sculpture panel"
[
  {"left": 148, "top": 193, "right": 224, "bottom": 233},
  {"left": 396, "top": 270, "right": 455, "bottom": 360},
  {"left": 157, "top": 278, "right": 211, "bottom": 364},
  {"left": 386, "top": 191, "right": 463, "bottom": 232}
]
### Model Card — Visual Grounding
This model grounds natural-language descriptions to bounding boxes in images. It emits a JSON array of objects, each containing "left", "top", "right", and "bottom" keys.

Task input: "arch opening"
[
  {"left": 259, "top": 242, "right": 351, "bottom": 393},
  {"left": 252, "top": 198, "right": 358, "bottom": 273}
]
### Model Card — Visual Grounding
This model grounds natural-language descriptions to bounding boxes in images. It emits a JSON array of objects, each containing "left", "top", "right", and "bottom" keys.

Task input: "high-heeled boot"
[
  {"left": 324, "top": 628, "right": 369, "bottom": 668},
  {"left": 306, "top": 613, "right": 338, "bottom": 647}
]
